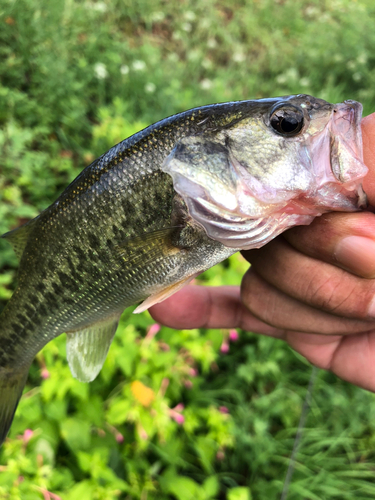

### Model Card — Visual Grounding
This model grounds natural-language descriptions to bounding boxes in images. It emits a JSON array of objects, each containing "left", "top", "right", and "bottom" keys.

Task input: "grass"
[{"left": 1, "top": 0, "right": 375, "bottom": 498}]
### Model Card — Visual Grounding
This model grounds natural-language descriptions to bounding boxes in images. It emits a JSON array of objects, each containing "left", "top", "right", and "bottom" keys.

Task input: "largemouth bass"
[{"left": 0, "top": 95, "right": 367, "bottom": 445}]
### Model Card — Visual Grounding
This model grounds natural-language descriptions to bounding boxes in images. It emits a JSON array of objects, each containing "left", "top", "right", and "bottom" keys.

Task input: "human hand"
[{"left": 149, "top": 112, "right": 375, "bottom": 392}]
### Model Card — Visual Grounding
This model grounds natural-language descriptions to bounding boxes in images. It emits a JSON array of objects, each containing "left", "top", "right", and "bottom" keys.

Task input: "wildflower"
[
  {"left": 94, "top": 62, "right": 108, "bottom": 79},
  {"left": 173, "top": 403, "right": 184, "bottom": 412},
  {"left": 219, "top": 406, "right": 229, "bottom": 414},
  {"left": 91, "top": 2, "right": 107, "bottom": 12},
  {"left": 200, "top": 78, "right": 212, "bottom": 90},
  {"left": 184, "top": 380, "right": 193, "bottom": 389},
  {"left": 145, "top": 82, "right": 156, "bottom": 93},
  {"left": 184, "top": 11, "right": 196, "bottom": 21},
  {"left": 132, "top": 60, "right": 146, "bottom": 71},
  {"left": 169, "top": 405, "right": 185, "bottom": 425},
  {"left": 41, "top": 368, "right": 50, "bottom": 379},
  {"left": 151, "top": 11, "right": 165, "bottom": 22},
  {"left": 182, "top": 22, "right": 192, "bottom": 32},
  {"left": 220, "top": 339, "right": 229, "bottom": 353},
  {"left": 146, "top": 323, "right": 160, "bottom": 340},
  {"left": 228, "top": 329, "right": 239, "bottom": 342},
  {"left": 115, "top": 432, "right": 124, "bottom": 444},
  {"left": 207, "top": 38, "right": 217, "bottom": 49},
  {"left": 300, "top": 77, "right": 310, "bottom": 87},
  {"left": 233, "top": 52, "right": 246, "bottom": 63},
  {"left": 120, "top": 65, "right": 129, "bottom": 75},
  {"left": 131, "top": 380, "right": 155, "bottom": 407},
  {"left": 23, "top": 429, "right": 34, "bottom": 444},
  {"left": 189, "top": 367, "right": 198, "bottom": 377}
]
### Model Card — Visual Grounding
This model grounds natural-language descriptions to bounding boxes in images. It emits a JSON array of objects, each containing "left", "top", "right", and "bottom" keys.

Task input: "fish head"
[{"left": 162, "top": 95, "right": 368, "bottom": 249}]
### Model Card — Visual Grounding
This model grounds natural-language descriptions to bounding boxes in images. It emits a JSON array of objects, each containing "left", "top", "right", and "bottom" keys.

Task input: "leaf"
[
  {"left": 60, "top": 419, "right": 91, "bottom": 452},
  {"left": 227, "top": 487, "right": 252, "bottom": 500}
]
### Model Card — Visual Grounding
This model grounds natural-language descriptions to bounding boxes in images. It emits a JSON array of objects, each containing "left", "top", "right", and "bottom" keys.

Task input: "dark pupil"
[
  {"left": 270, "top": 110, "right": 303, "bottom": 135},
  {"left": 280, "top": 116, "right": 298, "bottom": 132}
]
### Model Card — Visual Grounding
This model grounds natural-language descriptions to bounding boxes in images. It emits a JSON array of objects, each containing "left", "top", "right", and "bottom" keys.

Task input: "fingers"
[
  {"left": 284, "top": 212, "right": 375, "bottom": 279},
  {"left": 362, "top": 113, "right": 375, "bottom": 207},
  {"left": 148, "top": 285, "right": 283, "bottom": 337},
  {"left": 243, "top": 236, "right": 375, "bottom": 321},
  {"left": 241, "top": 268, "right": 374, "bottom": 334},
  {"left": 285, "top": 330, "right": 375, "bottom": 392}
]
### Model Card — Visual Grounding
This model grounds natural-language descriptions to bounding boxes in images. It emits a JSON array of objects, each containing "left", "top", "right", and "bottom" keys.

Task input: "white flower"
[
  {"left": 120, "top": 65, "right": 129, "bottom": 75},
  {"left": 94, "top": 62, "right": 108, "bottom": 79},
  {"left": 353, "top": 72, "right": 362, "bottom": 82},
  {"left": 91, "top": 2, "right": 107, "bottom": 12},
  {"left": 207, "top": 38, "right": 217, "bottom": 49},
  {"left": 233, "top": 52, "right": 246, "bottom": 63},
  {"left": 145, "top": 82, "right": 156, "bottom": 93},
  {"left": 300, "top": 77, "right": 310, "bottom": 87},
  {"left": 151, "top": 11, "right": 164, "bottom": 22},
  {"left": 184, "top": 11, "right": 196, "bottom": 21},
  {"left": 357, "top": 53, "right": 368, "bottom": 65},
  {"left": 132, "top": 60, "right": 146, "bottom": 71},
  {"left": 182, "top": 22, "right": 192, "bottom": 32},
  {"left": 276, "top": 74, "right": 287, "bottom": 84},
  {"left": 200, "top": 78, "right": 212, "bottom": 90}
]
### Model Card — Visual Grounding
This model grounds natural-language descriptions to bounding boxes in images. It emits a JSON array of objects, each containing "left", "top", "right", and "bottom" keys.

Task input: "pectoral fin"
[
  {"left": 115, "top": 227, "right": 182, "bottom": 267},
  {"left": 133, "top": 273, "right": 198, "bottom": 314},
  {"left": 66, "top": 316, "right": 120, "bottom": 383}
]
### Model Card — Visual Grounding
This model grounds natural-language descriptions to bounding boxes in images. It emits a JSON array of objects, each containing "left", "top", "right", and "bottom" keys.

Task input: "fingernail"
[{"left": 335, "top": 236, "right": 375, "bottom": 278}]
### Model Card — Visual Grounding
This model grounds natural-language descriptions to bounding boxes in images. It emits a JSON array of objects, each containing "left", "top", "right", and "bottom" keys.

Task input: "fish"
[{"left": 0, "top": 94, "right": 368, "bottom": 446}]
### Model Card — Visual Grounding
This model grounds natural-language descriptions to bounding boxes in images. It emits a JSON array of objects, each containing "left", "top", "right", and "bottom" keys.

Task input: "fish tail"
[{"left": 0, "top": 366, "right": 29, "bottom": 446}]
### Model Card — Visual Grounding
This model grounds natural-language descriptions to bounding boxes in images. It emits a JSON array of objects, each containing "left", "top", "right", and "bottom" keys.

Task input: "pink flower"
[
  {"left": 146, "top": 323, "right": 160, "bottom": 340},
  {"left": 41, "top": 368, "right": 50, "bottom": 380},
  {"left": 220, "top": 340, "right": 229, "bottom": 353},
  {"left": 23, "top": 429, "right": 34, "bottom": 444},
  {"left": 115, "top": 432, "right": 124, "bottom": 444},
  {"left": 219, "top": 406, "right": 229, "bottom": 414},
  {"left": 189, "top": 368, "right": 198, "bottom": 377},
  {"left": 229, "top": 329, "right": 239, "bottom": 342},
  {"left": 184, "top": 380, "right": 193, "bottom": 389},
  {"left": 170, "top": 410, "right": 185, "bottom": 425},
  {"left": 173, "top": 403, "right": 185, "bottom": 412},
  {"left": 169, "top": 403, "right": 185, "bottom": 425}
]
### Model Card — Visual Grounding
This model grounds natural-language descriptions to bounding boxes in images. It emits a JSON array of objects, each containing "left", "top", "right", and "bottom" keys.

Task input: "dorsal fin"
[{"left": 1, "top": 219, "right": 37, "bottom": 261}]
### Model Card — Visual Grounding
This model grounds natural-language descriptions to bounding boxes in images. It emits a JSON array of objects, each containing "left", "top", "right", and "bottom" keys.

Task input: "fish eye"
[{"left": 269, "top": 105, "right": 304, "bottom": 136}]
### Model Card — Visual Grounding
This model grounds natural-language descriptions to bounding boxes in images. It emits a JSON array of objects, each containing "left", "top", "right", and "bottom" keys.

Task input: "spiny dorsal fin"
[
  {"left": 65, "top": 315, "right": 120, "bottom": 383},
  {"left": 1, "top": 219, "right": 37, "bottom": 261}
]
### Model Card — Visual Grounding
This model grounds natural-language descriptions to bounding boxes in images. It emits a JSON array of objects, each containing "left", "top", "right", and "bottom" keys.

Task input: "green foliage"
[{"left": 2, "top": 0, "right": 375, "bottom": 498}]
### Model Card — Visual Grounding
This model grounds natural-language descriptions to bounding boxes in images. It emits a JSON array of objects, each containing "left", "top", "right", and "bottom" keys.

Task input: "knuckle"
[{"left": 304, "top": 271, "right": 375, "bottom": 319}]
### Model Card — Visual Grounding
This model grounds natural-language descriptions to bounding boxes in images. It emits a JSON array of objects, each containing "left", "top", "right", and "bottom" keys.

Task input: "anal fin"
[
  {"left": 66, "top": 316, "right": 120, "bottom": 383},
  {"left": 133, "top": 273, "right": 198, "bottom": 314}
]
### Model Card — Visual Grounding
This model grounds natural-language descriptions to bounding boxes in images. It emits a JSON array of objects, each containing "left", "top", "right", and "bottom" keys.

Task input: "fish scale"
[{"left": 0, "top": 95, "right": 368, "bottom": 445}]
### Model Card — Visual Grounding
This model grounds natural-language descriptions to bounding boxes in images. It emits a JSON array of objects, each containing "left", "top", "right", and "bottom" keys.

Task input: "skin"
[{"left": 150, "top": 113, "right": 375, "bottom": 392}]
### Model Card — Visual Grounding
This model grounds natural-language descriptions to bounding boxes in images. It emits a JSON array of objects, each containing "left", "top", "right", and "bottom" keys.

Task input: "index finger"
[{"left": 148, "top": 284, "right": 283, "bottom": 336}]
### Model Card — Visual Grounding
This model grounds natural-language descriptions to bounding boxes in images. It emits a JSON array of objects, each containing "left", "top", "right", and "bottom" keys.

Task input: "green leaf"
[{"left": 227, "top": 487, "right": 252, "bottom": 500}]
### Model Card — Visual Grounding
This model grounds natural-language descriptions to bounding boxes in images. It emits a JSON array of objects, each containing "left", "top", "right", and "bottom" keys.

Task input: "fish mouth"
[
  {"left": 329, "top": 100, "right": 366, "bottom": 188},
  {"left": 332, "top": 100, "right": 362, "bottom": 136}
]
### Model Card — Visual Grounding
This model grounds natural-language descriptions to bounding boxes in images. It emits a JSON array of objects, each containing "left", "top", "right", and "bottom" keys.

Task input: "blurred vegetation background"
[{"left": 2, "top": 0, "right": 375, "bottom": 498}]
